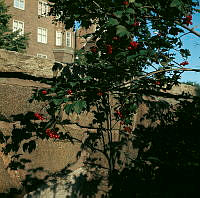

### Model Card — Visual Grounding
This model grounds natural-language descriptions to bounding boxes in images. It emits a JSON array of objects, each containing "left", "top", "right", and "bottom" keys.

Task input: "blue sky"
[{"left": 179, "top": 10, "right": 200, "bottom": 83}]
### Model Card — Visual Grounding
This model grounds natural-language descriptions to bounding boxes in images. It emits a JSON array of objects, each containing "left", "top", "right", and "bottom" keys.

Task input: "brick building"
[{"left": 5, "top": 0, "right": 76, "bottom": 63}]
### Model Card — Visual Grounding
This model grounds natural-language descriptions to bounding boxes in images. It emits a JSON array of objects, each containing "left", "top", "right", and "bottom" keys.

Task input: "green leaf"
[
  {"left": 125, "top": 8, "right": 135, "bottom": 15},
  {"left": 53, "top": 98, "right": 63, "bottom": 106},
  {"left": 127, "top": 54, "right": 138, "bottom": 63},
  {"left": 64, "top": 103, "right": 74, "bottom": 114},
  {"left": 180, "top": 49, "right": 191, "bottom": 58},
  {"left": 134, "top": 3, "right": 143, "bottom": 7},
  {"left": 116, "top": 25, "right": 129, "bottom": 37},
  {"left": 139, "top": 50, "right": 147, "bottom": 56},
  {"left": 125, "top": 119, "right": 132, "bottom": 125},
  {"left": 73, "top": 100, "right": 86, "bottom": 114},
  {"left": 113, "top": 11, "right": 123, "bottom": 18},
  {"left": 69, "top": 82, "right": 79, "bottom": 87},
  {"left": 170, "top": 0, "right": 181, "bottom": 7},
  {"left": 130, "top": 104, "right": 137, "bottom": 112},
  {"left": 107, "top": 18, "right": 119, "bottom": 26},
  {"left": 129, "top": 0, "right": 135, "bottom": 3}
]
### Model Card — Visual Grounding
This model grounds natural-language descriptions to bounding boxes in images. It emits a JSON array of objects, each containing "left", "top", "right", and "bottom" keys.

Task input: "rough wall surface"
[
  {"left": 0, "top": 49, "right": 197, "bottom": 196},
  {"left": 0, "top": 50, "right": 85, "bottom": 194},
  {"left": 0, "top": 49, "right": 54, "bottom": 78}
]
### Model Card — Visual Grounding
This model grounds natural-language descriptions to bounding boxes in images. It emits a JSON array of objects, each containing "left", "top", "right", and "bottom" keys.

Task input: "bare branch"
[
  {"left": 176, "top": 21, "right": 200, "bottom": 37},
  {"left": 114, "top": 67, "right": 200, "bottom": 90}
]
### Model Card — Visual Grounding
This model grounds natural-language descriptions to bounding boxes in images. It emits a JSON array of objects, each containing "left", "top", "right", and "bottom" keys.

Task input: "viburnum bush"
[{"left": 1, "top": 0, "right": 200, "bottom": 197}]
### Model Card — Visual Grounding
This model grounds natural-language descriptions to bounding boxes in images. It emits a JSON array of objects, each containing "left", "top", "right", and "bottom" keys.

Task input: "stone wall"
[
  {"left": 0, "top": 49, "right": 85, "bottom": 195},
  {"left": 0, "top": 49, "right": 54, "bottom": 78},
  {"left": 0, "top": 49, "right": 197, "bottom": 196}
]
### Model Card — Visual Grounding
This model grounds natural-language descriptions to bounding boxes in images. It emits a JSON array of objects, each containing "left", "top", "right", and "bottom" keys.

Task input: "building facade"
[{"left": 5, "top": 0, "right": 76, "bottom": 63}]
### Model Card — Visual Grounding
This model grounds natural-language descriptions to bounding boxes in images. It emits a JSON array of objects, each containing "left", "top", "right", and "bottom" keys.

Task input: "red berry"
[
  {"left": 38, "top": 115, "right": 44, "bottom": 120},
  {"left": 46, "top": 128, "right": 51, "bottom": 134},
  {"left": 120, "top": 121, "right": 125, "bottom": 125},
  {"left": 115, "top": 110, "right": 123, "bottom": 118},
  {"left": 186, "top": 15, "right": 192, "bottom": 20},
  {"left": 34, "top": 113, "right": 44, "bottom": 120},
  {"left": 155, "top": 81, "right": 161, "bottom": 85},
  {"left": 132, "top": 21, "right": 140, "bottom": 27},
  {"left": 124, "top": 126, "right": 132, "bottom": 133},
  {"left": 90, "top": 47, "right": 97, "bottom": 53},
  {"left": 107, "top": 45, "right": 113, "bottom": 54},
  {"left": 67, "top": 89, "right": 73, "bottom": 95},
  {"left": 97, "top": 92, "right": 103, "bottom": 96},
  {"left": 122, "top": 1, "right": 129, "bottom": 5},
  {"left": 180, "top": 61, "right": 189, "bottom": 66},
  {"left": 128, "top": 46, "right": 133, "bottom": 50},
  {"left": 183, "top": 15, "right": 192, "bottom": 25},
  {"left": 41, "top": 90, "right": 47, "bottom": 95},
  {"left": 112, "top": 36, "right": 119, "bottom": 41},
  {"left": 130, "top": 41, "right": 139, "bottom": 49},
  {"left": 34, "top": 113, "right": 40, "bottom": 118}
]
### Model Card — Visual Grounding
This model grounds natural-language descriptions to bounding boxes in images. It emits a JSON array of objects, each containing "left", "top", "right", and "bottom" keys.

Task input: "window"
[
  {"left": 37, "top": 53, "right": 47, "bottom": 58},
  {"left": 56, "top": 31, "right": 62, "bottom": 46},
  {"left": 37, "top": 27, "right": 47, "bottom": 44},
  {"left": 38, "top": 1, "right": 48, "bottom": 16},
  {"left": 13, "top": 20, "right": 24, "bottom": 35},
  {"left": 66, "top": 32, "right": 71, "bottom": 47},
  {"left": 14, "top": 0, "right": 25, "bottom": 10}
]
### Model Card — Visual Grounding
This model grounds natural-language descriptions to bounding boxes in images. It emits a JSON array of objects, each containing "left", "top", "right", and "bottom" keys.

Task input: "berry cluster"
[
  {"left": 128, "top": 41, "right": 139, "bottom": 50},
  {"left": 115, "top": 110, "right": 123, "bottom": 118},
  {"left": 124, "top": 126, "right": 132, "bottom": 133},
  {"left": 107, "top": 44, "right": 113, "bottom": 54},
  {"left": 180, "top": 61, "right": 189, "bottom": 66},
  {"left": 116, "top": 110, "right": 132, "bottom": 134},
  {"left": 45, "top": 129, "right": 60, "bottom": 139},
  {"left": 183, "top": 15, "right": 192, "bottom": 25},
  {"left": 34, "top": 113, "right": 44, "bottom": 120}
]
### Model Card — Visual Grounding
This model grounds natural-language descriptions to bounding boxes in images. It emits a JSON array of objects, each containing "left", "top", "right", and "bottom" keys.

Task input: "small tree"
[{"left": 0, "top": 0, "right": 28, "bottom": 52}]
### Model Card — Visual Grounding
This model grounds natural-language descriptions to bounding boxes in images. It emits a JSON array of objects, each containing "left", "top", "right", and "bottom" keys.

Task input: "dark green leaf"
[
  {"left": 170, "top": 0, "right": 182, "bottom": 7},
  {"left": 73, "top": 100, "right": 86, "bottom": 114},
  {"left": 116, "top": 25, "right": 130, "bottom": 37},
  {"left": 53, "top": 98, "right": 63, "bottom": 106},
  {"left": 113, "top": 11, "right": 123, "bottom": 18},
  {"left": 107, "top": 18, "right": 119, "bottom": 26},
  {"left": 64, "top": 103, "right": 74, "bottom": 114}
]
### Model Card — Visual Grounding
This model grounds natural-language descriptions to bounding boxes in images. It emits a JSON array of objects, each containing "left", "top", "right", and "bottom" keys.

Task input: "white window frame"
[
  {"left": 13, "top": 20, "right": 24, "bottom": 35},
  {"left": 56, "top": 31, "right": 62, "bottom": 46},
  {"left": 38, "top": 0, "right": 48, "bottom": 16},
  {"left": 66, "top": 32, "right": 71, "bottom": 47},
  {"left": 37, "top": 27, "right": 48, "bottom": 44},
  {"left": 14, "top": 0, "right": 25, "bottom": 10},
  {"left": 37, "top": 53, "right": 47, "bottom": 58}
]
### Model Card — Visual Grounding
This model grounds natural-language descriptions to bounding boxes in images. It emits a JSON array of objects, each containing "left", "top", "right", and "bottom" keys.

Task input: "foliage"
[
  {"left": 1, "top": 0, "right": 200, "bottom": 197},
  {"left": 0, "top": 0, "right": 29, "bottom": 52}
]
